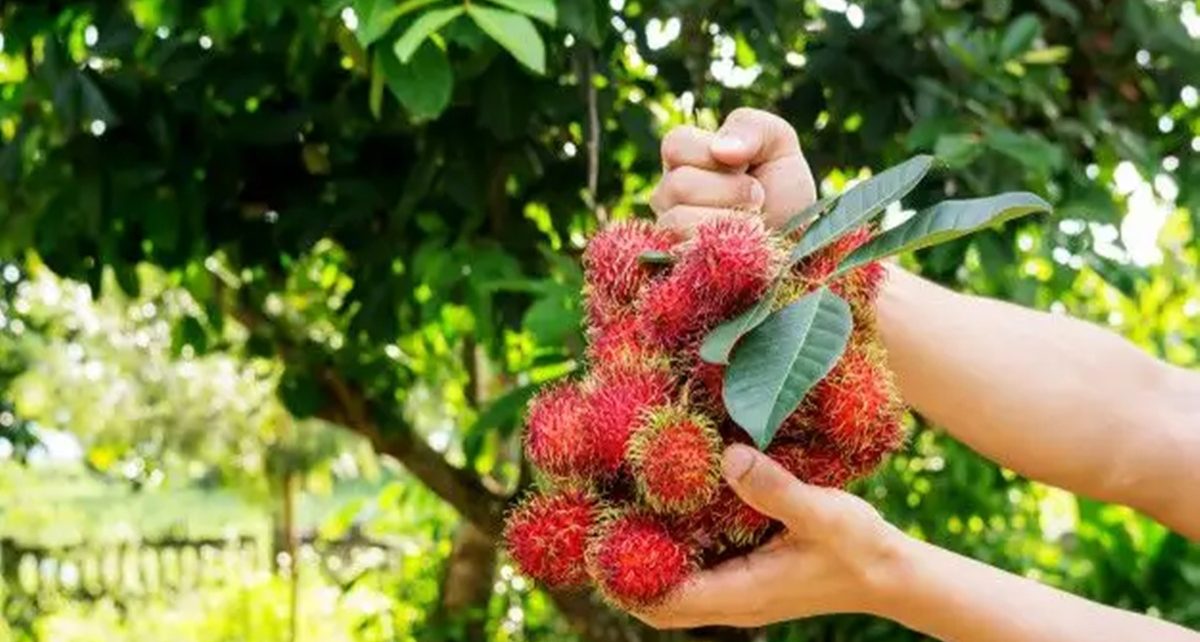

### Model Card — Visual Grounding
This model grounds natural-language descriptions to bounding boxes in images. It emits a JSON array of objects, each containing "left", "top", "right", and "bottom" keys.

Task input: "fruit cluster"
[{"left": 504, "top": 214, "right": 906, "bottom": 609}]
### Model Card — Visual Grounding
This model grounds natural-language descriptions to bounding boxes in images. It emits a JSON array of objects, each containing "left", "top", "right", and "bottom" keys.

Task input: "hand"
[
  {"left": 650, "top": 108, "right": 817, "bottom": 235},
  {"left": 633, "top": 444, "right": 906, "bottom": 629}
]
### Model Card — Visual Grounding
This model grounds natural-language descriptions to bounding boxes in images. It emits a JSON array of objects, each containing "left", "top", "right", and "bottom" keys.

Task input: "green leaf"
[
  {"left": 790, "top": 155, "right": 935, "bottom": 263},
  {"left": 485, "top": 0, "right": 556, "bottom": 25},
  {"left": 699, "top": 286, "right": 777, "bottom": 365},
  {"left": 983, "top": 126, "right": 1064, "bottom": 177},
  {"left": 781, "top": 196, "right": 835, "bottom": 237},
  {"left": 378, "top": 41, "right": 453, "bottom": 121},
  {"left": 838, "top": 192, "right": 1052, "bottom": 272},
  {"left": 394, "top": 7, "right": 463, "bottom": 63},
  {"left": 559, "top": 0, "right": 601, "bottom": 44},
  {"left": 467, "top": 5, "right": 546, "bottom": 74},
  {"left": 638, "top": 250, "right": 674, "bottom": 265},
  {"left": 934, "top": 133, "right": 983, "bottom": 168},
  {"left": 1000, "top": 14, "right": 1041, "bottom": 60},
  {"left": 1021, "top": 46, "right": 1071, "bottom": 65},
  {"left": 723, "top": 288, "right": 853, "bottom": 450}
]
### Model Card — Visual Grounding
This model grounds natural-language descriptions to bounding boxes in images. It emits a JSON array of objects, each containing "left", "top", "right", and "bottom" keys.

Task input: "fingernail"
[
  {"left": 711, "top": 131, "right": 744, "bottom": 156},
  {"left": 749, "top": 181, "right": 765, "bottom": 206},
  {"left": 722, "top": 445, "right": 756, "bottom": 483}
]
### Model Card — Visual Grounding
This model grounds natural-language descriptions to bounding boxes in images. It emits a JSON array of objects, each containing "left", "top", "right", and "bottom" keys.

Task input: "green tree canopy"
[{"left": 1, "top": 1, "right": 1198, "bottom": 640}]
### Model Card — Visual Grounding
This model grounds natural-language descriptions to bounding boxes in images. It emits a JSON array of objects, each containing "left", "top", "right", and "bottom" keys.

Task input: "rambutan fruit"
[
  {"left": 793, "top": 225, "right": 873, "bottom": 285},
  {"left": 505, "top": 489, "right": 599, "bottom": 588},
  {"left": 583, "top": 362, "right": 675, "bottom": 476},
  {"left": 638, "top": 214, "right": 780, "bottom": 348},
  {"left": 768, "top": 439, "right": 855, "bottom": 489},
  {"left": 524, "top": 383, "right": 597, "bottom": 479},
  {"left": 683, "top": 481, "right": 773, "bottom": 549},
  {"left": 587, "top": 512, "right": 695, "bottom": 608},
  {"left": 682, "top": 214, "right": 781, "bottom": 314},
  {"left": 628, "top": 406, "right": 722, "bottom": 514},
  {"left": 587, "top": 309, "right": 655, "bottom": 366},
  {"left": 686, "top": 359, "right": 726, "bottom": 413},
  {"left": 808, "top": 337, "right": 904, "bottom": 456},
  {"left": 583, "top": 221, "right": 677, "bottom": 312},
  {"left": 830, "top": 260, "right": 887, "bottom": 311}
]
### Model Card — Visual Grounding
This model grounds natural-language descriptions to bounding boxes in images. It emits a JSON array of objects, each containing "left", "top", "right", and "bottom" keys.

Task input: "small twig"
[{"left": 577, "top": 44, "right": 607, "bottom": 225}]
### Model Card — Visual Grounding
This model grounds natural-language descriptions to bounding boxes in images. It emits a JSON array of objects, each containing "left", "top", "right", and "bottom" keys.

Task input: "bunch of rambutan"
[{"left": 504, "top": 213, "right": 904, "bottom": 610}]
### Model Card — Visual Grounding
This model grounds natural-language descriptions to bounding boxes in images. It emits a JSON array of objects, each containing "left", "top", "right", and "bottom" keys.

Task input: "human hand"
[
  {"left": 632, "top": 444, "right": 906, "bottom": 629},
  {"left": 650, "top": 108, "right": 817, "bottom": 235}
]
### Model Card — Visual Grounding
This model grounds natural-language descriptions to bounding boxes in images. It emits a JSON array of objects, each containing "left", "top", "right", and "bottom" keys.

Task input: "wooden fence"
[{"left": 0, "top": 532, "right": 399, "bottom": 601}]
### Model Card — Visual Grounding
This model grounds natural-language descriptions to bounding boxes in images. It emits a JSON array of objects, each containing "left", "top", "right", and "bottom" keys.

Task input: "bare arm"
[
  {"left": 877, "top": 264, "right": 1200, "bottom": 538},
  {"left": 641, "top": 445, "right": 1200, "bottom": 642},
  {"left": 884, "top": 532, "right": 1198, "bottom": 642}
]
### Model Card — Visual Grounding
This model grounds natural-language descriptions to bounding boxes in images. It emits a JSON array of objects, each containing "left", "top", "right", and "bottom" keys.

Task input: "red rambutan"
[
  {"left": 588, "top": 512, "right": 695, "bottom": 608},
  {"left": 524, "top": 383, "right": 598, "bottom": 479},
  {"left": 583, "top": 221, "right": 677, "bottom": 313},
  {"left": 687, "top": 359, "right": 726, "bottom": 413},
  {"left": 793, "top": 225, "right": 873, "bottom": 284},
  {"left": 627, "top": 406, "right": 722, "bottom": 514},
  {"left": 683, "top": 481, "right": 773, "bottom": 548},
  {"left": 583, "top": 362, "right": 675, "bottom": 476},
  {"left": 808, "top": 338, "right": 904, "bottom": 457},
  {"left": 587, "top": 309, "right": 666, "bottom": 369},
  {"left": 505, "top": 489, "right": 599, "bottom": 588},
  {"left": 768, "top": 439, "right": 855, "bottom": 489},
  {"left": 638, "top": 215, "right": 780, "bottom": 348},
  {"left": 830, "top": 261, "right": 887, "bottom": 313}
]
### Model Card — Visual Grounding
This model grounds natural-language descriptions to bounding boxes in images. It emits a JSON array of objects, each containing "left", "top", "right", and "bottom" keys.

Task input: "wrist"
[{"left": 854, "top": 523, "right": 923, "bottom": 619}]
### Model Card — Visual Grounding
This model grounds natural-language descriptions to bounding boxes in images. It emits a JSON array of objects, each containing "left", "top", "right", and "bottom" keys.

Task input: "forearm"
[
  {"left": 874, "top": 535, "right": 1200, "bottom": 642},
  {"left": 876, "top": 264, "right": 1200, "bottom": 537}
]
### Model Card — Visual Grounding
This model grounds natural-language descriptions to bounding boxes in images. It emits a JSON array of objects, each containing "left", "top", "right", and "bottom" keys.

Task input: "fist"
[{"left": 650, "top": 108, "right": 818, "bottom": 235}]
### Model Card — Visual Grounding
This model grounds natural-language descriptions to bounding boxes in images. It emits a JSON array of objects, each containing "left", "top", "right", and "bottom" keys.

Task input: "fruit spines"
[
  {"left": 627, "top": 405, "right": 722, "bottom": 514},
  {"left": 505, "top": 489, "right": 600, "bottom": 588},
  {"left": 587, "top": 510, "right": 695, "bottom": 609}
]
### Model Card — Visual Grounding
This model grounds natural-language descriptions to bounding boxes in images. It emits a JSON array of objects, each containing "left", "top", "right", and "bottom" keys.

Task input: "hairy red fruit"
[
  {"left": 588, "top": 513, "right": 694, "bottom": 608},
  {"left": 583, "top": 221, "right": 677, "bottom": 314},
  {"left": 794, "top": 225, "right": 873, "bottom": 284},
  {"left": 639, "top": 215, "right": 779, "bottom": 347},
  {"left": 686, "top": 481, "right": 773, "bottom": 548},
  {"left": 505, "top": 490, "right": 598, "bottom": 588},
  {"left": 524, "top": 383, "right": 596, "bottom": 479},
  {"left": 628, "top": 407, "right": 721, "bottom": 514},
  {"left": 830, "top": 261, "right": 887, "bottom": 312},
  {"left": 588, "top": 310, "right": 654, "bottom": 366},
  {"left": 769, "top": 439, "right": 855, "bottom": 488},
  {"left": 583, "top": 363, "right": 674, "bottom": 476},
  {"left": 809, "top": 338, "right": 904, "bottom": 456},
  {"left": 687, "top": 360, "right": 726, "bottom": 413}
]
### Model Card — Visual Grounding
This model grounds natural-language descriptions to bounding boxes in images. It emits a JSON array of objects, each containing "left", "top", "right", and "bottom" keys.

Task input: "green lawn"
[{"left": 0, "top": 462, "right": 387, "bottom": 547}]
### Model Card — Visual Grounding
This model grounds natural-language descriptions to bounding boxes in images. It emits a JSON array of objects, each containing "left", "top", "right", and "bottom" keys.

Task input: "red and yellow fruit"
[{"left": 504, "top": 215, "right": 906, "bottom": 609}]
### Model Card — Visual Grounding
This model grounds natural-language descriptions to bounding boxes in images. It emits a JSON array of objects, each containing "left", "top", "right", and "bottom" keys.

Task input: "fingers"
[
  {"left": 655, "top": 205, "right": 737, "bottom": 238},
  {"left": 661, "top": 126, "right": 732, "bottom": 172},
  {"left": 721, "top": 444, "right": 846, "bottom": 536},
  {"left": 753, "top": 153, "right": 819, "bottom": 230},
  {"left": 649, "top": 166, "right": 765, "bottom": 215},
  {"left": 710, "top": 108, "right": 802, "bottom": 168}
]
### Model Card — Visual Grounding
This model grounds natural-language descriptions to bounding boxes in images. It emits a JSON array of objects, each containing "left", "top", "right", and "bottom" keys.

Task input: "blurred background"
[{"left": 0, "top": 0, "right": 1198, "bottom": 640}]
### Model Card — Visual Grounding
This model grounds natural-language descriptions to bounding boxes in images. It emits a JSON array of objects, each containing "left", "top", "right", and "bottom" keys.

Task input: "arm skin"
[
  {"left": 880, "top": 532, "right": 1200, "bottom": 642},
  {"left": 638, "top": 445, "right": 1200, "bottom": 642},
  {"left": 877, "top": 264, "right": 1200, "bottom": 539}
]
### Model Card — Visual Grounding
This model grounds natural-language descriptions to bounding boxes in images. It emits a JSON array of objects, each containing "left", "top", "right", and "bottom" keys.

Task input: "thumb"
[{"left": 721, "top": 444, "right": 841, "bottom": 536}]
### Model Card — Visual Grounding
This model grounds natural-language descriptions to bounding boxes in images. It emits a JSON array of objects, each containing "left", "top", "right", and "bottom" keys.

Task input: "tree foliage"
[{"left": 1, "top": 0, "right": 1199, "bottom": 639}]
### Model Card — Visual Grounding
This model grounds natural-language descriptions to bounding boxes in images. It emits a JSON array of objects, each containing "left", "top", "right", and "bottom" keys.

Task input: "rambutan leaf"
[
  {"left": 637, "top": 250, "right": 675, "bottom": 265},
  {"left": 789, "top": 154, "right": 935, "bottom": 264},
  {"left": 722, "top": 287, "right": 853, "bottom": 450},
  {"left": 699, "top": 283, "right": 778, "bottom": 365},
  {"left": 836, "top": 191, "right": 1051, "bottom": 273},
  {"left": 780, "top": 195, "right": 835, "bottom": 236}
]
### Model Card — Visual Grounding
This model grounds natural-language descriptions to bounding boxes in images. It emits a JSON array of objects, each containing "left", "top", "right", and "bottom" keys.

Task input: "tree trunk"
[{"left": 432, "top": 521, "right": 497, "bottom": 642}]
